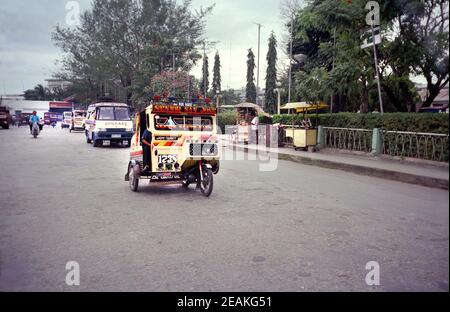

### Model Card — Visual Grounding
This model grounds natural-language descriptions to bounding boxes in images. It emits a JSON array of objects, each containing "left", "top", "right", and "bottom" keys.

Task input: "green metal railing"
[
  {"left": 323, "top": 127, "right": 373, "bottom": 153},
  {"left": 380, "top": 130, "right": 449, "bottom": 162},
  {"left": 320, "top": 126, "right": 449, "bottom": 162}
]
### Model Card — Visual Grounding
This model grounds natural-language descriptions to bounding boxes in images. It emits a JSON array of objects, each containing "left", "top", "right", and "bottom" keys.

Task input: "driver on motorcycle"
[{"left": 29, "top": 111, "right": 40, "bottom": 133}]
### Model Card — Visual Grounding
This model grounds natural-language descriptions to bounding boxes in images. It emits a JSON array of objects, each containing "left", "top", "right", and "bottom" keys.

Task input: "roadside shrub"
[{"left": 217, "top": 111, "right": 237, "bottom": 134}]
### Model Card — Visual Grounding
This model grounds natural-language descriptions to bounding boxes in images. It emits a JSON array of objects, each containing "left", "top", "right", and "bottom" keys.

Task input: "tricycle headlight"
[
  {"left": 97, "top": 128, "right": 106, "bottom": 132},
  {"left": 126, "top": 128, "right": 133, "bottom": 132}
]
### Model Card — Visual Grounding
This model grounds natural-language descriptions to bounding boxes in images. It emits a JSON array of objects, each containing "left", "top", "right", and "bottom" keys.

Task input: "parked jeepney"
[
  {"left": 70, "top": 110, "right": 87, "bottom": 132},
  {"left": 18, "top": 113, "right": 31, "bottom": 127},
  {"left": 84, "top": 102, "right": 133, "bottom": 147},
  {"left": 0, "top": 106, "right": 10, "bottom": 129},
  {"left": 125, "top": 97, "right": 220, "bottom": 197},
  {"left": 44, "top": 112, "right": 58, "bottom": 126}
]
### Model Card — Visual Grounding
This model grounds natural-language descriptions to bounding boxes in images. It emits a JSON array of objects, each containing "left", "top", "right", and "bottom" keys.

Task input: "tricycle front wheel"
[
  {"left": 200, "top": 168, "right": 213, "bottom": 197},
  {"left": 128, "top": 165, "right": 139, "bottom": 192}
]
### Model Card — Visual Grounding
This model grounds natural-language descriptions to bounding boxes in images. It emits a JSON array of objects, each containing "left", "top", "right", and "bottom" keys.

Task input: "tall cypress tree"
[
  {"left": 200, "top": 55, "right": 209, "bottom": 97},
  {"left": 212, "top": 51, "right": 221, "bottom": 97},
  {"left": 246, "top": 49, "right": 256, "bottom": 103},
  {"left": 265, "top": 32, "right": 278, "bottom": 114}
]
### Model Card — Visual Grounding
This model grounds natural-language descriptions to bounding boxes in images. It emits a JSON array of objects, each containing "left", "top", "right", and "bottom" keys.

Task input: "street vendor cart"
[
  {"left": 233, "top": 102, "right": 271, "bottom": 144},
  {"left": 281, "top": 102, "right": 328, "bottom": 151}
]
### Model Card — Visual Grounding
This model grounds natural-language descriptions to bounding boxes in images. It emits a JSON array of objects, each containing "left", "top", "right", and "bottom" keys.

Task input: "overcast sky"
[{"left": 0, "top": 0, "right": 291, "bottom": 95}]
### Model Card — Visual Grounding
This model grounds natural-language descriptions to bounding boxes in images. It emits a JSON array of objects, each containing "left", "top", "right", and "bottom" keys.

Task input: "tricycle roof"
[
  {"left": 88, "top": 102, "right": 130, "bottom": 108},
  {"left": 144, "top": 103, "right": 217, "bottom": 116}
]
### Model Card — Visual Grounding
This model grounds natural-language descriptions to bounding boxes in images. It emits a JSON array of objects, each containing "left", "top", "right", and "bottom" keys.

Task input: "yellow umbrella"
[
  {"left": 295, "top": 102, "right": 328, "bottom": 113},
  {"left": 280, "top": 102, "right": 308, "bottom": 110}
]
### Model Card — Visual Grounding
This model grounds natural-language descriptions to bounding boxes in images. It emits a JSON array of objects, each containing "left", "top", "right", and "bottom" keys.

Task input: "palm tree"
[{"left": 34, "top": 84, "right": 47, "bottom": 100}]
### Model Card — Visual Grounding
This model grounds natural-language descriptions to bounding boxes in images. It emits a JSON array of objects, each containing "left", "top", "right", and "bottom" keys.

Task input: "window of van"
[
  {"left": 97, "top": 107, "right": 131, "bottom": 120},
  {"left": 97, "top": 107, "right": 115, "bottom": 120},
  {"left": 115, "top": 107, "right": 131, "bottom": 120}
]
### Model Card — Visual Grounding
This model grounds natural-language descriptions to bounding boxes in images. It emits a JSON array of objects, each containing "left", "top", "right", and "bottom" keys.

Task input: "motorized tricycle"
[
  {"left": 70, "top": 110, "right": 87, "bottom": 132},
  {"left": 124, "top": 97, "right": 220, "bottom": 197}
]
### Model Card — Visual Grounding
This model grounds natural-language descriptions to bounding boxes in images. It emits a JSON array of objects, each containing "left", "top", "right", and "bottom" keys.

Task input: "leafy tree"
[
  {"left": 246, "top": 49, "right": 257, "bottom": 103},
  {"left": 24, "top": 84, "right": 53, "bottom": 101},
  {"left": 212, "top": 52, "right": 221, "bottom": 97},
  {"left": 200, "top": 55, "right": 209, "bottom": 97},
  {"left": 265, "top": 32, "right": 278, "bottom": 114},
  {"left": 221, "top": 89, "right": 242, "bottom": 106},
  {"left": 148, "top": 70, "right": 197, "bottom": 99},
  {"left": 287, "top": 0, "right": 448, "bottom": 112},
  {"left": 52, "top": 0, "right": 213, "bottom": 107},
  {"left": 408, "top": 0, "right": 449, "bottom": 107}
]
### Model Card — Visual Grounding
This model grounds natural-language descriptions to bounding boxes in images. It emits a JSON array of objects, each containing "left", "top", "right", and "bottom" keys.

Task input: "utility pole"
[
  {"left": 228, "top": 41, "right": 232, "bottom": 90},
  {"left": 330, "top": 26, "right": 336, "bottom": 113},
  {"left": 274, "top": 87, "right": 284, "bottom": 115},
  {"left": 172, "top": 49, "right": 176, "bottom": 96},
  {"left": 253, "top": 22, "right": 263, "bottom": 106},
  {"left": 288, "top": 15, "right": 293, "bottom": 103},
  {"left": 203, "top": 42, "right": 207, "bottom": 99},
  {"left": 187, "top": 71, "right": 190, "bottom": 100},
  {"left": 371, "top": 23, "right": 384, "bottom": 114}
]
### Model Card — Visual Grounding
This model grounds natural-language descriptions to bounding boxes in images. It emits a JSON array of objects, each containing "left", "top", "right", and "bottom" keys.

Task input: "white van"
[
  {"left": 84, "top": 102, "right": 134, "bottom": 147},
  {"left": 61, "top": 111, "right": 72, "bottom": 129}
]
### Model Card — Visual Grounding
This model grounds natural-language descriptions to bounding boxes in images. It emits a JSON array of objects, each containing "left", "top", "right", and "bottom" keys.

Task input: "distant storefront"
[
  {"left": 416, "top": 86, "right": 449, "bottom": 112},
  {"left": 0, "top": 98, "right": 73, "bottom": 119},
  {"left": 49, "top": 101, "right": 73, "bottom": 114}
]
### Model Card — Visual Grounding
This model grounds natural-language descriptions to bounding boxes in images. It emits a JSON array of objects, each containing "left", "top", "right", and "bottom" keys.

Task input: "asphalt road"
[{"left": 0, "top": 125, "right": 448, "bottom": 291}]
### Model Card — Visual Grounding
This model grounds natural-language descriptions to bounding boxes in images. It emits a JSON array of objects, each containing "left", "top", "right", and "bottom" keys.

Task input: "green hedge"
[
  {"left": 217, "top": 111, "right": 237, "bottom": 133},
  {"left": 271, "top": 113, "right": 449, "bottom": 134},
  {"left": 217, "top": 112, "right": 449, "bottom": 134}
]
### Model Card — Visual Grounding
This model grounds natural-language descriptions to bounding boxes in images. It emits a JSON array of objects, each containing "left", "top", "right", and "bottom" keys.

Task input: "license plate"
[
  {"left": 111, "top": 134, "right": 121, "bottom": 138},
  {"left": 103, "top": 140, "right": 110, "bottom": 146},
  {"left": 157, "top": 154, "right": 177, "bottom": 164}
]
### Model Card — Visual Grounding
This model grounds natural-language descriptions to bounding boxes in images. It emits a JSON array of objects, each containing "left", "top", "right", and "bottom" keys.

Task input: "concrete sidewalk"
[{"left": 224, "top": 139, "right": 449, "bottom": 190}]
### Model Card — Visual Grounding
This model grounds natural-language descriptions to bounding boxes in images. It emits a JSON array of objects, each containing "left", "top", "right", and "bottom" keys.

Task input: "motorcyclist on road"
[{"left": 29, "top": 111, "right": 40, "bottom": 134}]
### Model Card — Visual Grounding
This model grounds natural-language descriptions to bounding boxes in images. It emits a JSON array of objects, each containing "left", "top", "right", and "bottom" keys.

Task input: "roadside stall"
[
  {"left": 281, "top": 102, "right": 328, "bottom": 151},
  {"left": 233, "top": 102, "right": 271, "bottom": 144}
]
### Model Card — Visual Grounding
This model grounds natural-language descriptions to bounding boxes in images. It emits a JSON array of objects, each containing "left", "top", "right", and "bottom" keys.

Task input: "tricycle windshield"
[
  {"left": 154, "top": 114, "right": 213, "bottom": 131},
  {"left": 74, "top": 111, "right": 86, "bottom": 117}
]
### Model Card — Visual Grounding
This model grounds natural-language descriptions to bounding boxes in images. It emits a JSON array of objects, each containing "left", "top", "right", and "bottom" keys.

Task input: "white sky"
[
  {"left": 190, "top": 0, "right": 289, "bottom": 91},
  {"left": 0, "top": 0, "right": 290, "bottom": 95}
]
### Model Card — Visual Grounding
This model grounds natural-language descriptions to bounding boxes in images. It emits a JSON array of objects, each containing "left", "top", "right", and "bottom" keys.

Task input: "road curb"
[{"left": 228, "top": 144, "right": 449, "bottom": 190}]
